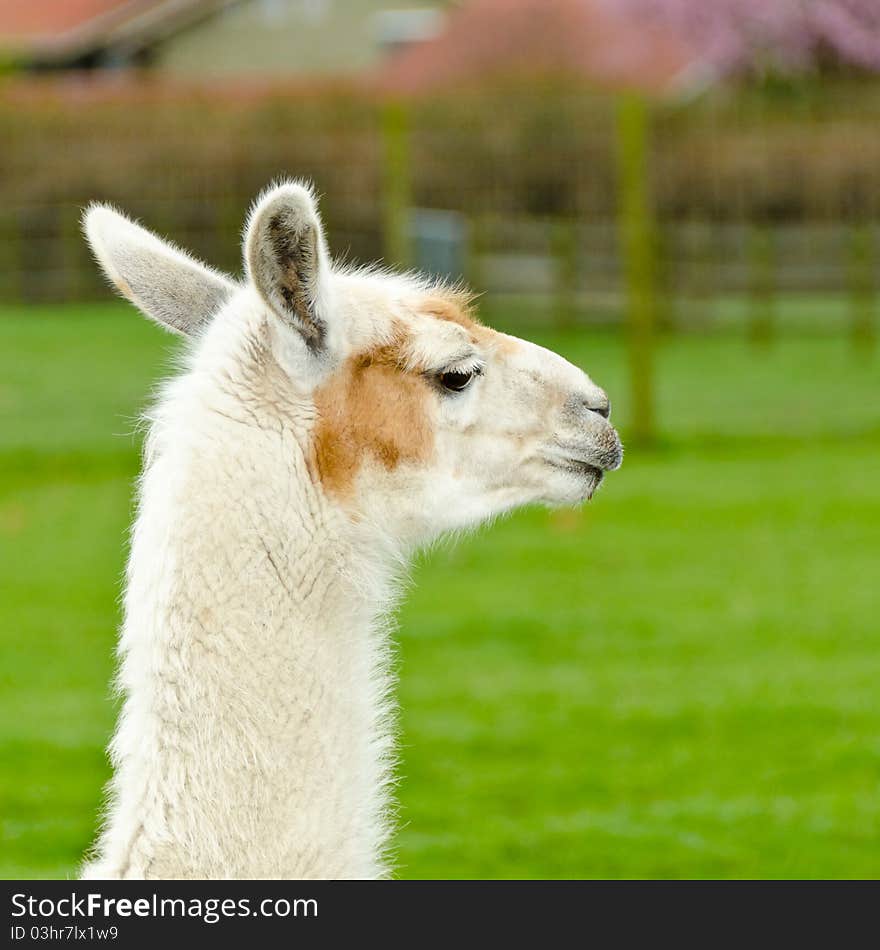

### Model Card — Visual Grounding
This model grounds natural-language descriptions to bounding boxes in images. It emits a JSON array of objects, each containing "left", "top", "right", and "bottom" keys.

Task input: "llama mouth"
[
  {"left": 547, "top": 432, "right": 623, "bottom": 477},
  {"left": 546, "top": 456, "right": 606, "bottom": 485},
  {"left": 551, "top": 458, "right": 605, "bottom": 484}
]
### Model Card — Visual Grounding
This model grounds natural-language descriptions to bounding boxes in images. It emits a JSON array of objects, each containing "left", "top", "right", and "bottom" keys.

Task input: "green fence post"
[
  {"left": 847, "top": 221, "right": 875, "bottom": 356},
  {"left": 551, "top": 217, "right": 579, "bottom": 329},
  {"left": 381, "top": 100, "right": 412, "bottom": 269},
  {"left": 747, "top": 222, "right": 775, "bottom": 347},
  {"left": 466, "top": 211, "right": 489, "bottom": 293},
  {"left": 0, "top": 214, "right": 15, "bottom": 303},
  {"left": 616, "top": 92, "right": 656, "bottom": 446},
  {"left": 61, "top": 204, "right": 86, "bottom": 302}
]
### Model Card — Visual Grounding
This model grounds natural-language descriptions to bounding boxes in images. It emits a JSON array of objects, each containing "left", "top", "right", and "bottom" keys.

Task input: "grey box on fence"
[{"left": 409, "top": 208, "right": 467, "bottom": 283}]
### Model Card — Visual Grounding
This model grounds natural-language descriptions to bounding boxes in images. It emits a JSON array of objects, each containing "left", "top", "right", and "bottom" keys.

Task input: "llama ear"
[
  {"left": 83, "top": 205, "right": 236, "bottom": 336},
  {"left": 244, "top": 181, "right": 330, "bottom": 354}
]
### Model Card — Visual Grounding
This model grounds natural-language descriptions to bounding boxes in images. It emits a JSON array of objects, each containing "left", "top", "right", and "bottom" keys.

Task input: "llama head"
[{"left": 85, "top": 181, "right": 622, "bottom": 545}]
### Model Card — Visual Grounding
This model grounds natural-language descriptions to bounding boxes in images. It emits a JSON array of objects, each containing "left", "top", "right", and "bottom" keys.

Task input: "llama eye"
[{"left": 437, "top": 369, "right": 477, "bottom": 393}]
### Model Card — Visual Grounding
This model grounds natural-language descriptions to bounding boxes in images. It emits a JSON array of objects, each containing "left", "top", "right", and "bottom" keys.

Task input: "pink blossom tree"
[
  {"left": 606, "top": 0, "right": 880, "bottom": 76},
  {"left": 607, "top": 1, "right": 880, "bottom": 439}
]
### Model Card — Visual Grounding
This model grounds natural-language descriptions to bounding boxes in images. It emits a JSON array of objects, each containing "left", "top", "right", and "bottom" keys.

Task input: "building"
[
  {"left": 375, "top": 0, "right": 700, "bottom": 96},
  {"left": 0, "top": 0, "right": 448, "bottom": 76}
]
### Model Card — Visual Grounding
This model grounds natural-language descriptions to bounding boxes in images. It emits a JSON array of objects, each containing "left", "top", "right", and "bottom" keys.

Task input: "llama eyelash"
[
  {"left": 436, "top": 359, "right": 485, "bottom": 377},
  {"left": 425, "top": 361, "right": 484, "bottom": 395}
]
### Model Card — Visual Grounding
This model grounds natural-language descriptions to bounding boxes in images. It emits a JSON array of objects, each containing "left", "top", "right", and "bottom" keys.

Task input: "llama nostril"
[{"left": 583, "top": 395, "right": 610, "bottom": 419}]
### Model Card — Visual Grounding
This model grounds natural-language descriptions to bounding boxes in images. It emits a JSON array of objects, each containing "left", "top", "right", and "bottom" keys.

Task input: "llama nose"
[{"left": 580, "top": 391, "right": 611, "bottom": 419}]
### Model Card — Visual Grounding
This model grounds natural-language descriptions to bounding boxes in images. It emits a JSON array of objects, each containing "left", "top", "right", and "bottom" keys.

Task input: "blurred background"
[{"left": 1, "top": 0, "right": 878, "bottom": 879}]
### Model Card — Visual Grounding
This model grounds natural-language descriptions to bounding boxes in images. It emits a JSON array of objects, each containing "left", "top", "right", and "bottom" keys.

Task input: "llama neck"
[{"left": 86, "top": 338, "right": 399, "bottom": 880}]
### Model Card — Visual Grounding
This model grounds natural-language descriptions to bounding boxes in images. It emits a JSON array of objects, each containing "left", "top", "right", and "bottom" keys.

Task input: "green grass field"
[{"left": 1, "top": 302, "right": 878, "bottom": 879}]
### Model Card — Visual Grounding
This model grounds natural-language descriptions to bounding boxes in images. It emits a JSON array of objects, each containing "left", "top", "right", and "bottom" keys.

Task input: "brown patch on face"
[
  {"left": 420, "top": 293, "right": 480, "bottom": 333},
  {"left": 421, "top": 291, "right": 518, "bottom": 354},
  {"left": 312, "top": 333, "right": 434, "bottom": 498}
]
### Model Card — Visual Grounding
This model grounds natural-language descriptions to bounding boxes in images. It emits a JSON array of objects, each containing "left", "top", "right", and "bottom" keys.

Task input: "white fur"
[{"left": 80, "top": 182, "right": 622, "bottom": 879}]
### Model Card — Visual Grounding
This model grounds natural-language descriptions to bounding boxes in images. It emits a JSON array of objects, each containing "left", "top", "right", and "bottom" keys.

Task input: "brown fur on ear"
[
  {"left": 264, "top": 209, "right": 324, "bottom": 349},
  {"left": 245, "top": 182, "right": 328, "bottom": 352},
  {"left": 312, "top": 336, "right": 434, "bottom": 498}
]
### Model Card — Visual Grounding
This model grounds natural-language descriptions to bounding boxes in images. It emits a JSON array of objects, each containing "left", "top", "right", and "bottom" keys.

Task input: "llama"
[{"left": 80, "top": 181, "right": 622, "bottom": 879}]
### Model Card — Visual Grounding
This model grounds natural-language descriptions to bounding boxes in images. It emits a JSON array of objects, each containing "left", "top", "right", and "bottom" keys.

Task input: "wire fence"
[{"left": 1, "top": 75, "right": 878, "bottom": 336}]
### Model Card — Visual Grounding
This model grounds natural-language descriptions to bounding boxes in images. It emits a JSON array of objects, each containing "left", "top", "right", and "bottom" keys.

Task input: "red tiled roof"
[
  {"left": 0, "top": 0, "right": 129, "bottom": 38},
  {"left": 375, "top": 0, "right": 700, "bottom": 96},
  {"left": 0, "top": 0, "right": 228, "bottom": 60}
]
